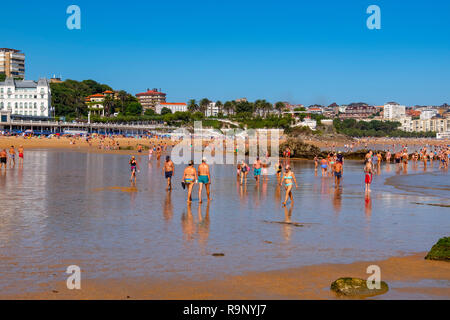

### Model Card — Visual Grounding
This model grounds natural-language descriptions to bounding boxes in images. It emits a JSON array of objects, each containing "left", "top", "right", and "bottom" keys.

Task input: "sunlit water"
[{"left": 0, "top": 149, "right": 449, "bottom": 294}]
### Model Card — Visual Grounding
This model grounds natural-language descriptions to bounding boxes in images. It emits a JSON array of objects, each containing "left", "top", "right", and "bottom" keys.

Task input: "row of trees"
[{"left": 187, "top": 98, "right": 286, "bottom": 117}]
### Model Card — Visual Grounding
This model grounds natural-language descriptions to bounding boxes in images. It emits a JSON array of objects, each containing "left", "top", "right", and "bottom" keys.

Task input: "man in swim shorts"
[
  {"left": 334, "top": 160, "right": 343, "bottom": 186},
  {"left": 253, "top": 157, "right": 262, "bottom": 183},
  {"left": 18, "top": 146, "right": 24, "bottom": 166},
  {"left": 0, "top": 149, "right": 7, "bottom": 170},
  {"left": 163, "top": 155, "right": 175, "bottom": 190},
  {"left": 198, "top": 157, "right": 211, "bottom": 203}
]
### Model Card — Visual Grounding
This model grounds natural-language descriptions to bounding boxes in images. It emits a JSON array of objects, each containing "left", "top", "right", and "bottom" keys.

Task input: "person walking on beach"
[
  {"left": 129, "top": 156, "right": 139, "bottom": 183},
  {"left": 334, "top": 160, "right": 343, "bottom": 186},
  {"left": 198, "top": 157, "right": 211, "bottom": 203},
  {"left": 9, "top": 146, "right": 16, "bottom": 168},
  {"left": 364, "top": 160, "right": 373, "bottom": 193},
  {"left": 253, "top": 157, "right": 262, "bottom": 183},
  {"left": 239, "top": 160, "right": 248, "bottom": 185},
  {"left": 320, "top": 158, "right": 327, "bottom": 176},
  {"left": 18, "top": 146, "right": 24, "bottom": 166},
  {"left": 182, "top": 160, "right": 197, "bottom": 203},
  {"left": 280, "top": 165, "right": 298, "bottom": 206},
  {"left": 275, "top": 160, "right": 283, "bottom": 181},
  {"left": 163, "top": 155, "right": 174, "bottom": 191},
  {"left": 0, "top": 149, "right": 7, "bottom": 170}
]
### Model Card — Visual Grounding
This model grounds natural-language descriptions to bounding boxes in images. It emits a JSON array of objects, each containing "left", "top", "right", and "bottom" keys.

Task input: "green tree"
[
  {"left": 275, "top": 101, "right": 285, "bottom": 115},
  {"left": 199, "top": 98, "right": 210, "bottom": 115},
  {"left": 188, "top": 99, "right": 198, "bottom": 113},
  {"left": 161, "top": 107, "right": 172, "bottom": 115},
  {"left": 125, "top": 102, "right": 143, "bottom": 115}
]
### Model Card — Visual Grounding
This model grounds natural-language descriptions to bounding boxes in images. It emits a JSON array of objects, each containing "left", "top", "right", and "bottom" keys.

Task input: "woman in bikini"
[
  {"left": 182, "top": 160, "right": 198, "bottom": 203},
  {"left": 280, "top": 165, "right": 298, "bottom": 206}
]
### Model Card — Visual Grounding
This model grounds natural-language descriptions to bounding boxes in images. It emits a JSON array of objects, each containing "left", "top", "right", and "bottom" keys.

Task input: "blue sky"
[{"left": 1, "top": 0, "right": 449, "bottom": 106}]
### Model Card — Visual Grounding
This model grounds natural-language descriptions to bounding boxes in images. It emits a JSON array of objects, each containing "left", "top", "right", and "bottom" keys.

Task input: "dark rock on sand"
[
  {"left": 212, "top": 253, "right": 225, "bottom": 257},
  {"left": 330, "top": 277, "right": 389, "bottom": 297},
  {"left": 425, "top": 237, "right": 450, "bottom": 261}
]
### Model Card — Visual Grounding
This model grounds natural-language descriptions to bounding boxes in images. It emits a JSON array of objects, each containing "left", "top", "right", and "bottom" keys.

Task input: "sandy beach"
[{"left": 1, "top": 253, "right": 448, "bottom": 300}]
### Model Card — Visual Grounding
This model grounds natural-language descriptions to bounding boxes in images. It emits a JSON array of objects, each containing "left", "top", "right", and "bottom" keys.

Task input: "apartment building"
[
  {"left": 383, "top": 102, "right": 406, "bottom": 120},
  {"left": 400, "top": 115, "right": 450, "bottom": 133},
  {"left": 136, "top": 88, "right": 166, "bottom": 111},
  {"left": 0, "top": 48, "right": 25, "bottom": 79}
]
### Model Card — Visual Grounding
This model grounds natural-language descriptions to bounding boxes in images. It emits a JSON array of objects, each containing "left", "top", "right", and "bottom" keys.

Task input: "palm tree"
[
  {"left": 103, "top": 95, "right": 114, "bottom": 116},
  {"left": 275, "top": 101, "right": 285, "bottom": 115},
  {"left": 199, "top": 98, "right": 210, "bottom": 115},
  {"left": 118, "top": 90, "right": 128, "bottom": 113},
  {"left": 188, "top": 99, "right": 198, "bottom": 113},
  {"left": 215, "top": 100, "right": 223, "bottom": 115}
]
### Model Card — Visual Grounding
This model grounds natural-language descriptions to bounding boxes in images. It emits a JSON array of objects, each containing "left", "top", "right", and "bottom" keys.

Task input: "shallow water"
[{"left": 0, "top": 149, "right": 449, "bottom": 295}]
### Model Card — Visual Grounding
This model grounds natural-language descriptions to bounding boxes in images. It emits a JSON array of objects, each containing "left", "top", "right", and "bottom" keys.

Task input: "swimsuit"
[
  {"left": 0, "top": 157, "right": 6, "bottom": 164},
  {"left": 254, "top": 168, "right": 261, "bottom": 176},
  {"left": 130, "top": 160, "right": 137, "bottom": 172},
  {"left": 283, "top": 175, "right": 293, "bottom": 187},
  {"left": 198, "top": 175, "right": 209, "bottom": 184},
  {"left": 165, "top": 171, "right": 173, "bottom": 179},
  {"left": 184, "top": 178, "right": 194, "bottom": 184},
  {"left": 335, "top": 171, "right": 342, "bottom": 178}
]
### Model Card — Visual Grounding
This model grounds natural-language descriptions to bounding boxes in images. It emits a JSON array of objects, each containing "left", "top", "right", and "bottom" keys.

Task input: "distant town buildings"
[
  {"left": 338, "top": 103, "right": 377, "bottom": 119},
  {"left": 0, "top": 77, "right": 52, "bottom": 117},
  {"left": 400, "top": 115, "right": 449, "bottom": 133},
  {"left": 383, "top": 102, "right": 406, "bottom": 120},
  {"left": 155, "top": 102, "right": 187, "bottom": 114},
  {"left": 136, "top": 88, "right": 166, "bottom": 112},
  {"left": 235, "top": 98, "right": 247, "bottom": 103},
  {"left": 0, "top": 48, "right": 25, "bottom": 79},
  {"left": 420, "top": 109, "right": 438, "bottom": 120}
]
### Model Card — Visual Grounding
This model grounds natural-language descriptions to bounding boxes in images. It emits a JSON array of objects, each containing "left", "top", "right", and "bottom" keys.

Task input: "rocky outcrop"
[
  {"left": 425, "top": 237, "right": 450, "bottom": 261},
  {"left": 330, "top": 277, "right": 389, "bottom": 297}
]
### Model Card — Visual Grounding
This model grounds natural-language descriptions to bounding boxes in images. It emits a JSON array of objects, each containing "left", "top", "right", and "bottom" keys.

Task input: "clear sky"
[{"left": 1, "top": 0, "right": 449, "bottom": 106}]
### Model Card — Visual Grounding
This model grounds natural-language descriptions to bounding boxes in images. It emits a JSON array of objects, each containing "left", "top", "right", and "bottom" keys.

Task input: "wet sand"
[
  {"left": 0, "top": 149, "right": 448, "bottom": 300},
  {"left": 1, "top": 253, "right": 448, "bottom": 300}
]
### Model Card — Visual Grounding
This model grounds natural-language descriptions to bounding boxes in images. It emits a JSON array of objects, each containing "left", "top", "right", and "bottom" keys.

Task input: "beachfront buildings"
[
  {"left": 136, "top": 88, "right": 166, "bottom": 112},
  {"left": 155, "top": 102, "right": 187, "bottom": 114},
  {"left": 0, "top": 48, "right": 25, "bottom": 79},
  {"left": 383, "top": 102, "right": 406, "bottom": 120},
  {"left": 0, "top": 77, "right": 52, "bottom": 117}
]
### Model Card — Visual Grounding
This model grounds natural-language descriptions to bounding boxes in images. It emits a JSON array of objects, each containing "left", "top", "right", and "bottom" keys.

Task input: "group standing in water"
[{"left": 0, "top": 145, "right": 24, "bottom": 170}]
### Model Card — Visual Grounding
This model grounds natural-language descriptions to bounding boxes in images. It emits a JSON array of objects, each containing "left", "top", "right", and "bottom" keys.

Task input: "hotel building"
[
  {"left": 136, "top": 88, "right": 166, "bottom": 111},
  {"left": 0, "top": 77, "right": 52, "bottom": 117},
  {"left": 0, "top": 48, "right": 25, "bottom": 79},
  {"left": 155, "top": 102, "right": 187, "bottom": 114}
]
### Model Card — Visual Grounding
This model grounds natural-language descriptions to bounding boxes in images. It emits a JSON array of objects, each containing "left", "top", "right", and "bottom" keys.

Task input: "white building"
[
  {"left": 205, "top": 102, "right": 220, "bottom": 117},
  {"left": 155, "top": 102, "right": 187, "bottom": 114},
  {"left": 0, "top": 77, "right": 52, "bottom": 117},
  {"left": 296, "top": 118, "right": 317, "bottom": 130},
  {"left": 383, "top": 103, "right": 405, "bottom": 120},
  {"left": 420, "top": 109, "right": 438, "bottom": 120},
  {"left": 399, "top": 116, "right": 449, "bottom": 133}
]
